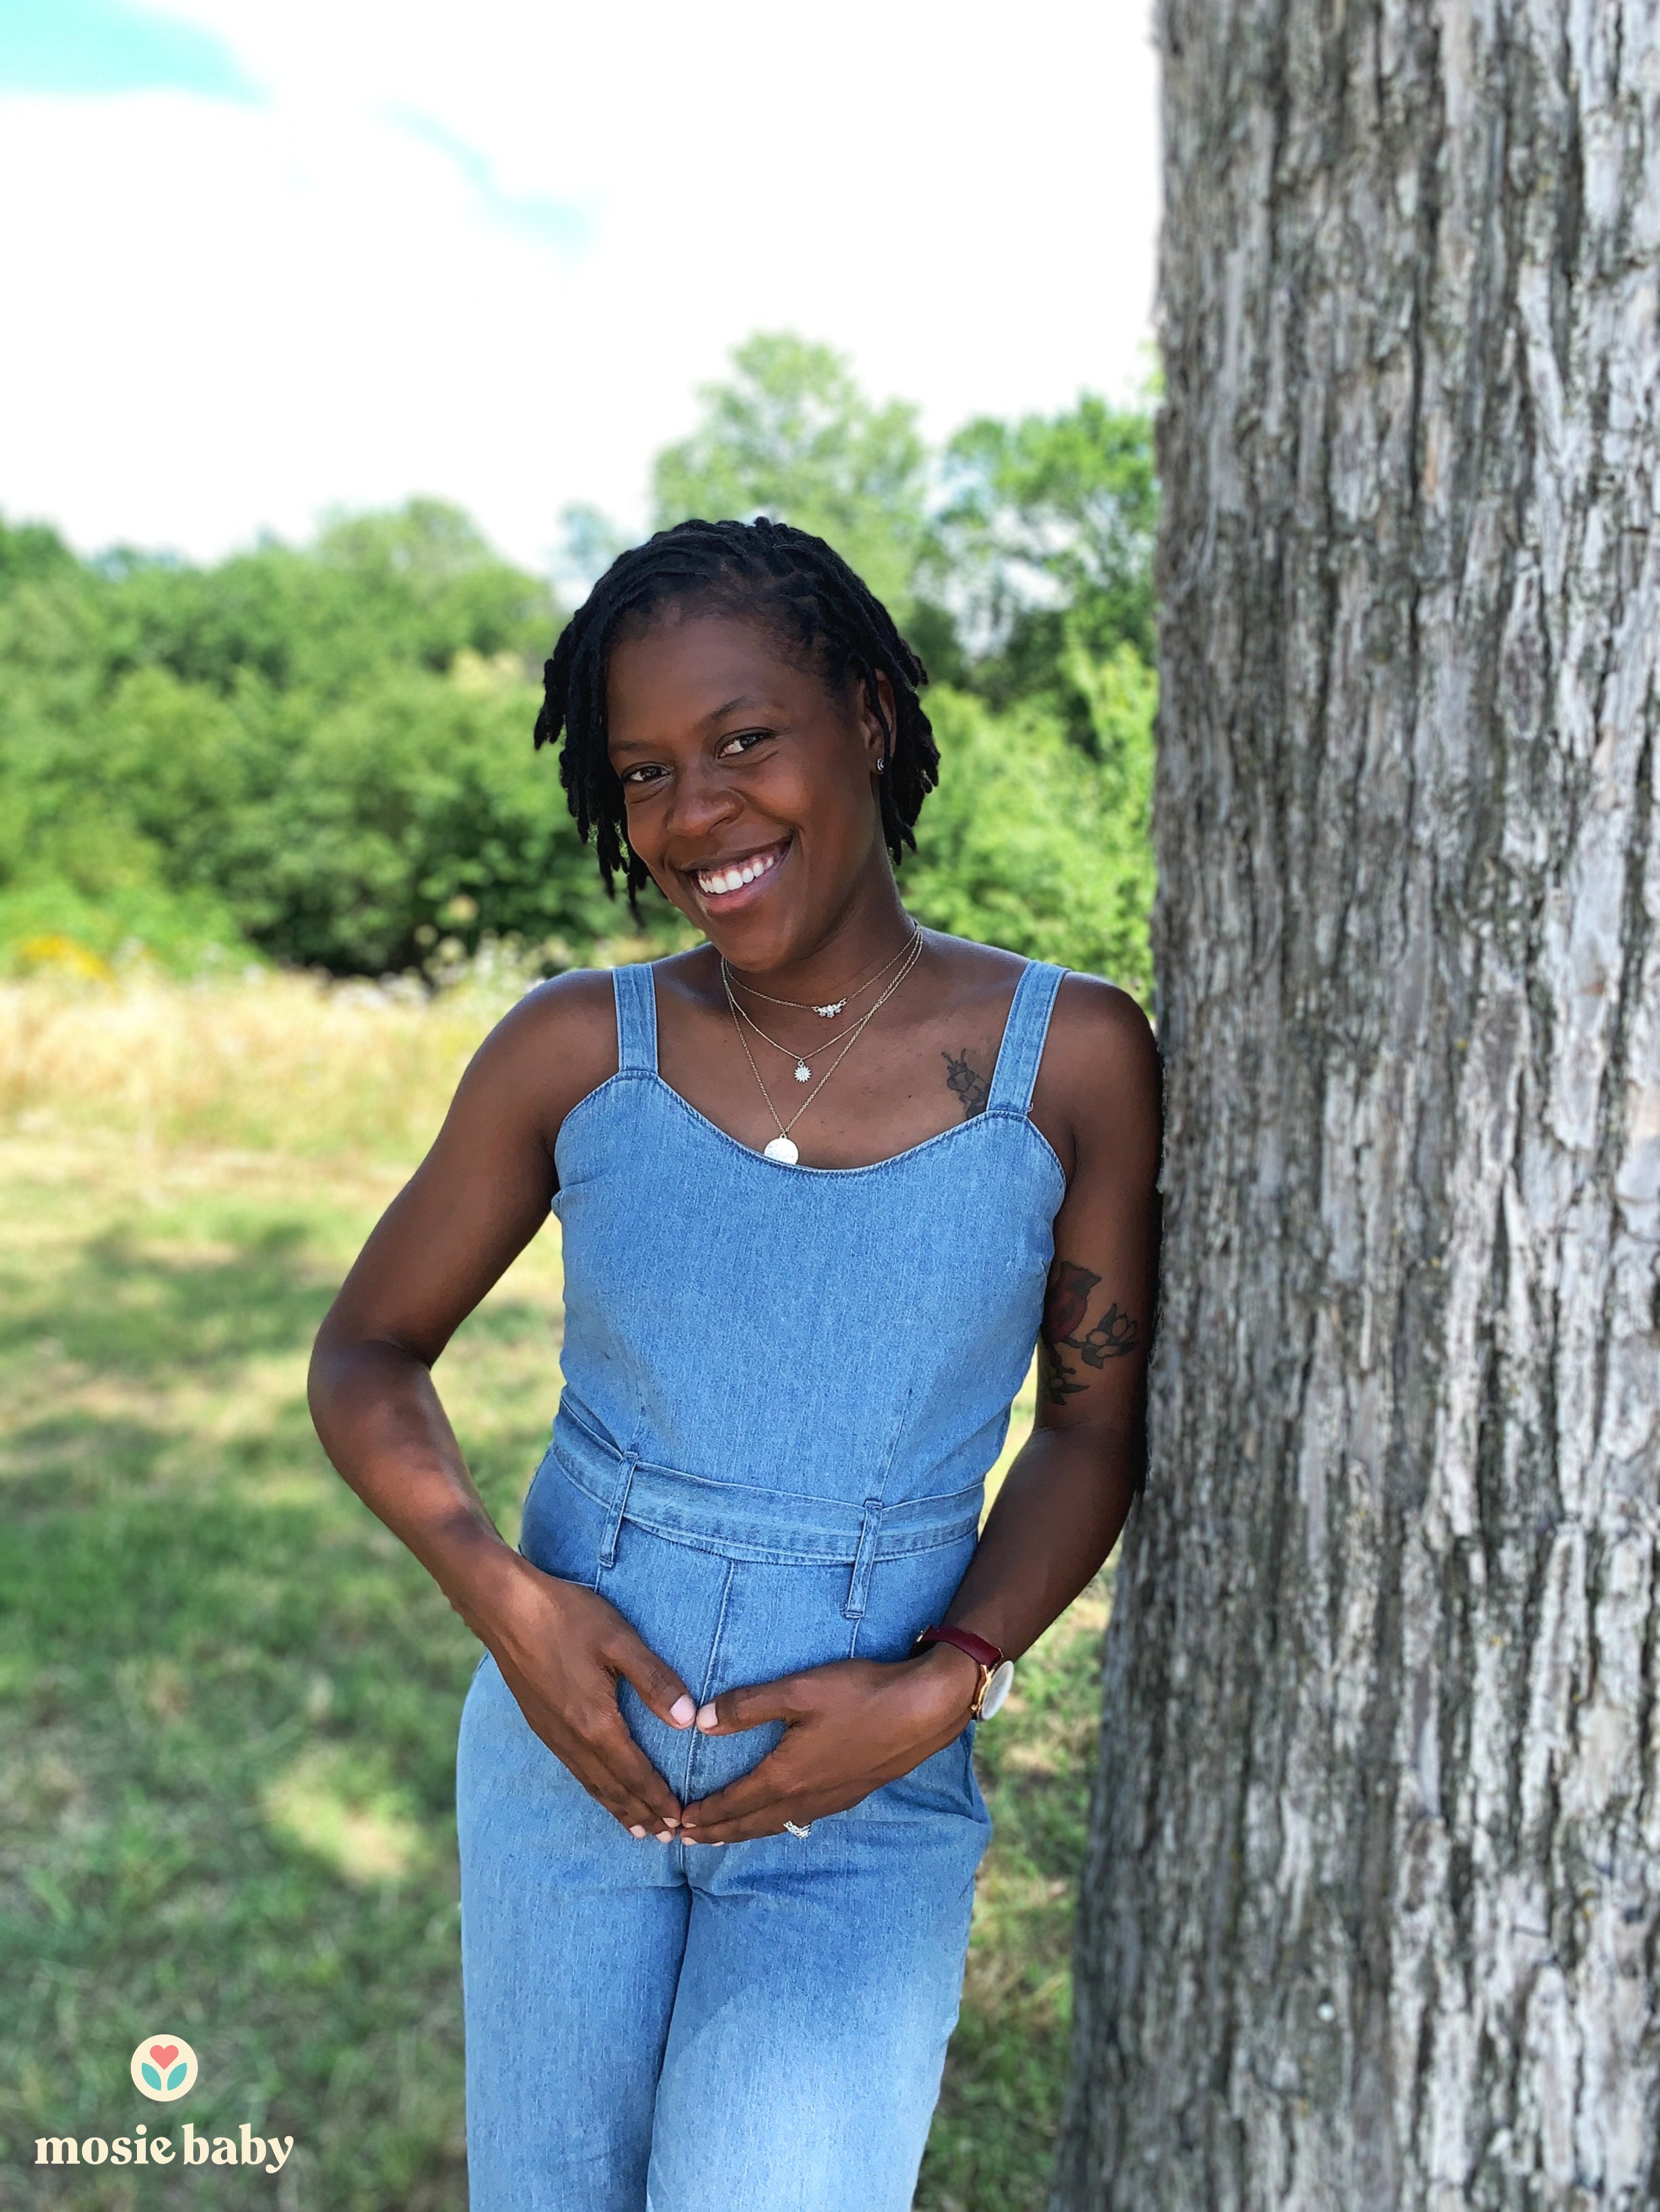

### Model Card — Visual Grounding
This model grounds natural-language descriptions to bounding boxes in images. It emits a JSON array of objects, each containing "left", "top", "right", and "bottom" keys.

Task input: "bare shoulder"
[
  {"left": 921, "top": 928, "right": 1030, "bottom": 1010},
  {"left": 451, "top": 965, "right": 621, "bottom": 1139},
  {"left": 1033, "top": 973, "right": 1161, "bottom": 1171},
  {"left": 1048, "top": 973, "right": 1158, "bottom": 1082}
]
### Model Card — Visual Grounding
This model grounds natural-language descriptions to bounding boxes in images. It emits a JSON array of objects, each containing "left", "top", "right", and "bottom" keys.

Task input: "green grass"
[
  {"left": 0, "top": 1123, "right": 1105, "bottom": 2210},
  {"left": 916, "top": 1574, "right": 1108, "bottom": 2212}
]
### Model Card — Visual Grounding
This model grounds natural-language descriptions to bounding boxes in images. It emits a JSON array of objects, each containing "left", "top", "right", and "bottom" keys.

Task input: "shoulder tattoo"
[{"left": 942, "top": 1047, "right": 990, "bottom": 1119}]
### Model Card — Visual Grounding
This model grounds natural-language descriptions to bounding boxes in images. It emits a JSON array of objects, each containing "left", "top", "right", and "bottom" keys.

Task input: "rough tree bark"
[{"left": 1054, "top": 3, "right": 1659, "bottom": 2207}]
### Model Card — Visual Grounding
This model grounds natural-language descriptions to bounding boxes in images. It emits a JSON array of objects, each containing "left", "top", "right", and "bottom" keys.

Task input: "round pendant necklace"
[{"left": 724, "top": 930, "right": 924, "bottom": 1165}]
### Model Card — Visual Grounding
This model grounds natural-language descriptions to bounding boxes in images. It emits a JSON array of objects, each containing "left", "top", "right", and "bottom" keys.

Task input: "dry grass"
[{"left": 0, "top": 970, "right": 508, "bottom": 1161}]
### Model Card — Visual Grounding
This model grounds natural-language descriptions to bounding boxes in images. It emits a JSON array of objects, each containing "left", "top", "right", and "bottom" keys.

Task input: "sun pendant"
[
  {"left": 793, "top": 1061, "right": 811, "bottom": 1082},
  {"left": 763, "top": 1135, "right": 800, "bottom": 1165}
]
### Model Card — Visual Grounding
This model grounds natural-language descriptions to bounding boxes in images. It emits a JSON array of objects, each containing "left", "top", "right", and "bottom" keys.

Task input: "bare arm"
[
  {"left": 308, "top": 971, "right": 697, "bottom": 1838},
  {"left": 682, "top": 976, "right": 1161, "bottom": 1842},
  {"left": 936, "top": 977, "right": 1160, "bottom": 1667}
]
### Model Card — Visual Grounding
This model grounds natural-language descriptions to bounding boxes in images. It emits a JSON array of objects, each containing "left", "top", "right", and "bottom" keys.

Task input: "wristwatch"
[{"left": 913, "top": 1625, "right": 1016, "bottom": 1719}]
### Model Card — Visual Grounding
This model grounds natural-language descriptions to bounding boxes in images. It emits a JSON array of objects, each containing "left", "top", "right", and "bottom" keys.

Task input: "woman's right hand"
[
  {"left": 479, "top": 1552, "right": 696, "bottom": 1839},
  {"left": 304, "top": 972, "right": 696, "bottom": 1837}
]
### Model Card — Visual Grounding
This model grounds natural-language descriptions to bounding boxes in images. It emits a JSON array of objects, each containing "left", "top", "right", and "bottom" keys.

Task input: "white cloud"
[{"left": 1, "top": 0, "right": 1158, "bottom": 568}]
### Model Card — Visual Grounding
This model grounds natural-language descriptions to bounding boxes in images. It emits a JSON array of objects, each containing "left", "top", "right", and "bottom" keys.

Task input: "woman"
[{"left": 309, "top": 517, "right": 1160, "bottom": 2211}]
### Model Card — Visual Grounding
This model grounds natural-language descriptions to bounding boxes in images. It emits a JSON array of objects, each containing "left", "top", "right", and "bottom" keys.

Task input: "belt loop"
[
  {"left": 597, "top": 1451, "right": 638, "bottom": 1570},
  {"left": 842, "top": 1497, "right": 884, "bottom": 1620}
]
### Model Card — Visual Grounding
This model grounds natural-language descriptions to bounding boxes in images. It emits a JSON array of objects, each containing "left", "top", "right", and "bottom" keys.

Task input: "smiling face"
[{"left": 606, "top": 606, "right": 896, "bottom": 970}]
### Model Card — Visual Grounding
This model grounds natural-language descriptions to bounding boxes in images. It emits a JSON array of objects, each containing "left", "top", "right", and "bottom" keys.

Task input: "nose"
[{"left": 663, "top": 755, "right": 744, "bottom": 847}]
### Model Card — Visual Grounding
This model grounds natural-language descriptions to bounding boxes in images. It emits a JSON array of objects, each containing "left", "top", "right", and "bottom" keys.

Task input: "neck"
[{"left": 723, "top": 874, "right": 915, "bottom": 1003}]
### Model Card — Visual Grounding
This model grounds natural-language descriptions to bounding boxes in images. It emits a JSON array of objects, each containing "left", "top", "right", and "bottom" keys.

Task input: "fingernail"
[
  {"left": 630, "top": 1824, "right": 647, "bottom": 1838},
  {"left": 669, "top": 1694, "right": 696, "bottom": 1726},
  {"left": 696, "top": 1702, "right": 718, "bottom": 1730},
  {"left": 654, "top": 1830, "right": 673, "bottom": 1844}
]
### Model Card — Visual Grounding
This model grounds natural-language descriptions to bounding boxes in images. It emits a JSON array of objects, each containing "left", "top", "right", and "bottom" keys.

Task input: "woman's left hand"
[{"left": 677, "top": 1643, "right": 985, "bottom": 1843}]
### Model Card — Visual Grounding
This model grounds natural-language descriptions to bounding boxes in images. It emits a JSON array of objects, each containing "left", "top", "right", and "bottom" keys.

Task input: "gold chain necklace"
[
  {"left": 724, "top": 931, "right": 925, "bottom": 1165},
  {"left": 722, "top": 928, "right": 922, "bottom": 1081},
  {"left": 725, "top": 927, "right": 919, "bottom": 1022}
]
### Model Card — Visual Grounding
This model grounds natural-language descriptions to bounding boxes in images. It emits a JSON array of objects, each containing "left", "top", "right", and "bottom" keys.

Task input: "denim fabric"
[{"left": 457, "top": 957, "right": 1067, "bottom": 2211}]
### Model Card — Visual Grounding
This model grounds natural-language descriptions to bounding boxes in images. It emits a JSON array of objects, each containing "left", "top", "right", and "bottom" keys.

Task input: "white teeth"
[{"left": 698, "top": 847, "right": 781, "bottom": 897}]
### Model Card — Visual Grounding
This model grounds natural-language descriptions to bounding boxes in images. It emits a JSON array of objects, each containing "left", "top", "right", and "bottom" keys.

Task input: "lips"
[{"left": 689, "top": 840, "right": 789, "bottom": 903}]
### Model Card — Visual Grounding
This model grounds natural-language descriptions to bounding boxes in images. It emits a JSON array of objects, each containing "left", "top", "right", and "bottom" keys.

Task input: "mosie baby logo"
[
  {"left": 132, "top": 2034, "right": 197, "bottom": 2101},
  {"left": 32, "top": 2036, "right": 294, "bottom": 2173}
]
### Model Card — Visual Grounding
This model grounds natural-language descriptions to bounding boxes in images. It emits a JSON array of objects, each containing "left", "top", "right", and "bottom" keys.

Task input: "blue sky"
[
  {"left": 0, "top": 0, "right": 254, "bottom": 100},
  {"left": 0, "top": 0, "right": 1159, "bottom": 569}
]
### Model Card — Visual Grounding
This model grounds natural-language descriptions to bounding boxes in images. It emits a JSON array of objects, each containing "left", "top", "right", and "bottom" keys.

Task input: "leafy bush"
[
  {"left": 0, "top": 504, "right": 639, "bottom": 976},
  {"left": 905, "top": 653, "right": 1155, "bottom": 996}
]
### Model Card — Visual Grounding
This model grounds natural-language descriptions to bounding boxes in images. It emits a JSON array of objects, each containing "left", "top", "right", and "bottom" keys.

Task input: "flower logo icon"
[{"left": 130, "top": 2034, "right": 198, "bottom": 2102}]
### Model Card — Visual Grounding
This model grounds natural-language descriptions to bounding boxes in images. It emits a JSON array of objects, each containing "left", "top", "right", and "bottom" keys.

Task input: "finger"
[
  {"left": 559, "top": 1752, "right": 667, "bottom": 1836},
  {"left": 686, "top": 1788, "right": 847, "bottom": 1845},
  {"left": 566, "top": 1748, "right": 677, "bottom": 1837},
  {"left": 495, "top": 1660, "right": 680, "bottom": 1832},
  {"left": 532, "top": 1693, "right": 684, "bottom": 1832},
  {"left": 607, "top": 1626, "right": 697, "bottom": 1730},
  {"left": 692, "top": 1676, "right": 808, "bottom": 1735},
  {"left": 689, "top": 1769, "right": 890, "bottom": 1843},
  {"left": 679, "top": 1743, "right": 818, "bottom": 1832},
  {"left": 582, "top": 1718, "right": 686, "bottom": 1830}
]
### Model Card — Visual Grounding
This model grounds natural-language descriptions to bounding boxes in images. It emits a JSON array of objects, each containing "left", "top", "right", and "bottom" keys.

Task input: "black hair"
[{"left": 534, "top": 516, "right": 939, "bottom": 906}]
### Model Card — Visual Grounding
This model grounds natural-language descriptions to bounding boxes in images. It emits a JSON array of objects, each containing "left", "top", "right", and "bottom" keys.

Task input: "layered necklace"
[{"left": 722, "top": 927, "right": 924, "bottom": 1165}]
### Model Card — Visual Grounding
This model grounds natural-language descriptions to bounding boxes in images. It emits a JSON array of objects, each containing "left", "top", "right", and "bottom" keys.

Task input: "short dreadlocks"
[{"left": 534, "top": 517, "right": 939, "bottom": 906}]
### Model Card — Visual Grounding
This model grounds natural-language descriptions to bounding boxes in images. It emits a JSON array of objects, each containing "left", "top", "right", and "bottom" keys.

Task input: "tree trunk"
[{"left": 1054, "top": 3, "right": 1659, "bottom": 2206}]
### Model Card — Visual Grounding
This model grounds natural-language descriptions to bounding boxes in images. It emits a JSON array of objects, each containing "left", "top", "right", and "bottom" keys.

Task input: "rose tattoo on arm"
[{"left": 1040, "top": 1257, "right": 1141, "bottom": 1407}]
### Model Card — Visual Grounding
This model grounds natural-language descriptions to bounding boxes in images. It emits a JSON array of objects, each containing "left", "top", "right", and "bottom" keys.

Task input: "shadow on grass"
[
  {"left": 0, "top": 1189, "right": 564, "bottom": 2210},
  {"left": 0, "top": 1218, "right": 322, "bottom": 1371}
]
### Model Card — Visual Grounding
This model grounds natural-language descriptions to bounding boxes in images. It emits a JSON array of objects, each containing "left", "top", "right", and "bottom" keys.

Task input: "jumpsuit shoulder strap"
[
  {"left": 986, "top": 959, "right": 1067, "bottom": 1115},
  {"left": 611, "top": 961, "right": 660, "bottom": 1074}
]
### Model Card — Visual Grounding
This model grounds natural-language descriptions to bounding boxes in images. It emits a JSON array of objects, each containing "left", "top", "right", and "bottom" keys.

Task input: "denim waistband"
[{"left": 548, "top": 1402, "right": 983, "bottom": 1588}]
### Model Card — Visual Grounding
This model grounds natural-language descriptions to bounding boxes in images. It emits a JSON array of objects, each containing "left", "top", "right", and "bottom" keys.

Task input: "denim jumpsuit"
[{"left": 456, "top": 956, "right": 1067, "bottom": 2212}]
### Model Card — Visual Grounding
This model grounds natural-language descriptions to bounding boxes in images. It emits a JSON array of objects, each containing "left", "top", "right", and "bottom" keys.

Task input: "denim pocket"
[
  {"left": 855, "top": 1723, "right": 985, "bottom": 1828},
  {"left": 517, "top": 1449, "right": 608, "bottom": 1588}
]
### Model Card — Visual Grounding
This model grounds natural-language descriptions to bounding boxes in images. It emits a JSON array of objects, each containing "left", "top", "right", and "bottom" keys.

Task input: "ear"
[{"left": 858, "top": 671, "right": 898, "bottom": 776}]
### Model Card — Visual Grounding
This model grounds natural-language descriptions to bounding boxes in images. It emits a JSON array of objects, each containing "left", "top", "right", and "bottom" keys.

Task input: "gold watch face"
[{"left": 978, "top": 1659, "right": 1015, "bottom": 1718}]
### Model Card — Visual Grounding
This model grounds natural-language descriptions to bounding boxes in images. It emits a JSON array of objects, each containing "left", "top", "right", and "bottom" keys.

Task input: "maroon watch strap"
[{"left": 914, "top": 1624, "right": 1006, "bottom": 1671}]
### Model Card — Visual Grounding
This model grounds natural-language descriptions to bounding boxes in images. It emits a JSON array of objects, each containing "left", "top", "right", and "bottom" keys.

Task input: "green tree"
[
  {"left": 100, "top": 499, "right": 556, "bottom": 702},
  {"left": 651, "top": 334, "right": 930, "bottom": 612},
  {"left": 0, "top": 502, "right": 599, "bottom": 974},
  {"left": 0, "top": 367, "right": 1163, "bottom": 988},
  {"left": 904, "top": 656, "right": 1155, "bottom": 997},
  {"left": 222, "top": 664, "right": 625, "bottom": 973},
  {"left": 926, "top": 397, "right": 1158, "bottom": 723}
]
